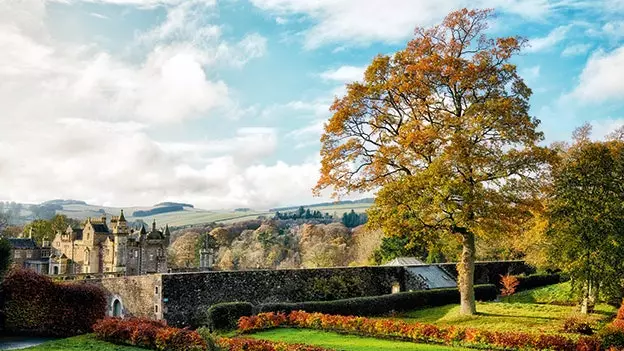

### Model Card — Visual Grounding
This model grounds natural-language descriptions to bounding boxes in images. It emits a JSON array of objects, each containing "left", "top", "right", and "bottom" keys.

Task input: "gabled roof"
[
  {"left": 91, "top": 223, "right": 109, "bottom": 233},
  {"left": 382, "top": 257, "right": 425, "bottom": 266},
  {"left": 8, "top": 238, "right": 37, "bottom": 249},
  {"left": 73, "top": 228, "right": 84, "bottom": 241}
]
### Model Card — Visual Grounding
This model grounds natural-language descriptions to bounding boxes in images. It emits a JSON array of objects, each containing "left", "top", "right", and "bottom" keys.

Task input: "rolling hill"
[{"left": 2, "top": 199, "right": 373, "bottom": 228}]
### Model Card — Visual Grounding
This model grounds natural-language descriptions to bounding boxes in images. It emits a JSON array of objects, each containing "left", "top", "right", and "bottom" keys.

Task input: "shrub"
[
  {"left": 1, "top": 268, "right": 106, "bottom": 336},
  {"left": 500, "top": 274, "right": 520, "bottom": 296},
  {"left": 217, "top": 337, "right": 331, "bottom": 351},
  {"left": 196, "top": 327, "right": 222, "bottom": 351},
  {"left": 562, "top": 317, "right": 593, "bottom": 335},
  {"left": 515, "top": 273, "right": 562, "bottom": 292},
  {"left": 205, "top": 302, "right": 253, "bottom": 331},
  {"left": 93, "top": 317, "right": 206, "bottom": 351},
  {"left": 600, "top": 326, "right": 624, "bottom": 349},
  {"left": 255, "top": 284, "right": 497, "bottom": 317}
]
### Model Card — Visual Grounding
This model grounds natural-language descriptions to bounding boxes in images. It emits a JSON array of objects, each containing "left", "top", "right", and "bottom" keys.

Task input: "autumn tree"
[
  {"left": 314, "top": 8, "right": 550, "bottom": 315},
  {"left": 547, "top": 133, "right": 624, "bottom": 313}
]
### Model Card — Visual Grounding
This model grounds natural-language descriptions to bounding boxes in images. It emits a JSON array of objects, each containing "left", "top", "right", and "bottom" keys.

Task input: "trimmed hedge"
[
  {"left": 217, "top": 337, "right": 331, "bottom": 351},
  {"left": 93, "top": 317, "right": 206, "bottom": 351},
  {"left": 1, "top": 268, "right": 106, "bottom": 336},
  {"left": 255, "top": 284, "right": 497, "bottom": 317},
  {"left": 205, "top": 302, "right": 253, "bottom": 331},
  {"left": 515, "top": 273, "right": 562, "bottom": 292},
  {"left": 238, "top": 311, "right": 603, "bottom": 351}
]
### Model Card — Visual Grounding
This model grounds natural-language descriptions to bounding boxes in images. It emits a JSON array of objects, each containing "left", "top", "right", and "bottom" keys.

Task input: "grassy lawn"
[
  {"left": 22, "top": 334, "right": 146, "bottom": 351},
  {"left": 500, "top": 282, "right": 575, "bottom": 305},
  {"left": 249, "top": 329, "right": 471, "bottom": 351},
  {"left": 396, "top": 300, "right": 616, "bottom": 335}
]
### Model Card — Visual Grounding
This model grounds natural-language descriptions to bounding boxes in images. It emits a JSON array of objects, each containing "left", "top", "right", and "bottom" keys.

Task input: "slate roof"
[
  {"left": 382, "top": 257, "right": 425, "bottom": 266},
  {"left": 147, "top": 229, "right": 164, "bottom": 240},
  {"left": 8, "top": 238, "right": 37, "bottom": 249},
  {"left": 91, "top": 223, "right": 109, "bottom": 233},
  {"left": 72, "top": 228, "right": 84, "bottom": 240}
]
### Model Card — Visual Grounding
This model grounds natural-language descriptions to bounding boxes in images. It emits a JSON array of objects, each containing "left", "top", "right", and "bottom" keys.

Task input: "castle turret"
[
  {"left": 164, "top": 224, "right": 171, "bottom": 245},
  {"left": 112, "top": 210, "right": 129, "bottom": 272}
]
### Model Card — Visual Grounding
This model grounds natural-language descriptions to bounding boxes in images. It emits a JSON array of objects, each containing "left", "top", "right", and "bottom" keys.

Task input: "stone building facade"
[
  {"left": 49, "top": 210, "right": 169, "bottom": 275},
  {"left": 7, "top": 237, "right": 51, "bottom": 274}
]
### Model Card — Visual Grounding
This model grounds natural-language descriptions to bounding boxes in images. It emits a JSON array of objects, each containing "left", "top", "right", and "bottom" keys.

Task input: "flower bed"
[
  {"left": 239, "top": 311, "right": 603, "bottom": 351},
  {"left": 217, "top": 337, "right": 332, "bottom": 351},
  {"left": 93, "top": 317, "right": 206, "bottom": 351}
]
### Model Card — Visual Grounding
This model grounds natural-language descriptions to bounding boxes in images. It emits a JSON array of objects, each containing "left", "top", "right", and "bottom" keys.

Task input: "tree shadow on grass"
[{"left": 396, "top": 304, "right": 457, "bottom": 321}]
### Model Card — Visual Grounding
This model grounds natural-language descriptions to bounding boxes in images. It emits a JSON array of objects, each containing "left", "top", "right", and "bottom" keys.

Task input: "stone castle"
[
  {"left": 8, "top": 210, "right": 170, "bottom": 276},
  {"left": 49, "top": 210, "right": 170, "bottom": 275}
]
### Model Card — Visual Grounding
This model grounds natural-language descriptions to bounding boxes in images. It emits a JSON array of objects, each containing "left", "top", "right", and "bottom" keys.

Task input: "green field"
[
  {"left": 56, "top": 202, "right": 372, "bottom": 228},
  {"left": 22, "top": 334, "right": 145, "bottom": 351},
  {"left": 396, "top": 300, "right": 615, "bottom": 334},
  {"left": 249, "top": 329, "right": 471, "bottom": 351}
]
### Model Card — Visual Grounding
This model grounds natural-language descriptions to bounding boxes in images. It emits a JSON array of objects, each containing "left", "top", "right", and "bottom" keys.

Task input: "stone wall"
[
  {"left": 86, "top": 260, "right": 534, "bottom": 328},
  {"left": 161, "top": 266, "right": 405, "bottom": 327},
  {"left": 435, "top": 260, "right": 535, "bottom": 287},
  {"left": 90, "top": 275, "right": 163, "bottom": 320}
]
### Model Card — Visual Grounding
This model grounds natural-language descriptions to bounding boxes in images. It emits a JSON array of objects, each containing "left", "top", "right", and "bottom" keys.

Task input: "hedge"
[
  {"left": 239, "top": 311, "right": 603, "bottom": 351},
  {"left": 254, "top": 284, "right": 498, "bottom": 317},
  {"left": 93, "top": 317, "right": 206, "bottom": 351},
  {"left": 0, "top": 268, "right": 106, "bottom": 336},
  {"left": 204, "top": 302, "right": 253, "bottom": 331},
  {"left": 217, "top": 337, "right": 331, "bottom": 351},
  {"left": 515, "top": 273, "right": 563, "bottom": 292}
]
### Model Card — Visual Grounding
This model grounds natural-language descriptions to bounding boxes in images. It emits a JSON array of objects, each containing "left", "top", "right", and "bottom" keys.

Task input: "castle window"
[
  {"left": 26, "top": 251, "right": 32, "bottom": 259},
  {"left": 155, "top": 286, "right": 159, "bottom": 295},
  {"left": 134, "top": 250, "right": 138, "bottom": 258},
  {"left": 14, "top": 251, "right": 21, "bottom": 259},
  {"left": 154, "top": 304, "right": 159, "bottom": 313}
]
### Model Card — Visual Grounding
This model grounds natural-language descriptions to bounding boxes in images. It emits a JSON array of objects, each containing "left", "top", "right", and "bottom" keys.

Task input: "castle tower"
[
  {"left": 112, "top": 210, "right": 129, "bottom": 272},
  {"left": 164, "top": 224, "right": 171, "bottom": 246}
]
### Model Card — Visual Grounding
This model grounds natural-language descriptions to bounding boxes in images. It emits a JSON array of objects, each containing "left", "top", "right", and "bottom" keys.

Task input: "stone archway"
[
  {"left": 53, "top": 266, "right": 59, "bottom": 275},
  {"left": 112, "top": 298, "right": 123, "bottom": 317}
]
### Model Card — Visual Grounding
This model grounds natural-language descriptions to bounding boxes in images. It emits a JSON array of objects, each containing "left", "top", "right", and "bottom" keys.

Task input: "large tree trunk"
[{"left": 458, "top": 231, "right": 477, "bottom": 315}]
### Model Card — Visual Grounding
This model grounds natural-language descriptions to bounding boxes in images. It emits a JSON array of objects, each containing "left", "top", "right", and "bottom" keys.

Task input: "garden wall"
[
  {"left": 85, "top": 260, "right": 533, "bottom": 328},
  {"left": 161, "top": 266, "right": 406, "bottom": 327},
  {"left": 435, "top": 260, "right": 535, "bottom": 287},
  {"left": 85, "top": 274, "right": 163, "bottom": 321}
]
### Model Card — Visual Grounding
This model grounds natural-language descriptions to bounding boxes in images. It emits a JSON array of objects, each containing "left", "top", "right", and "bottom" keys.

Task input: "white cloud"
[
  {"left": 520, "top": 65, "right": 540, "bottom": 84},
  {"left": 561, "top": 43, "right": 592, "bottom": 56},
  {"left": 602, "top": 21, "right": 624, "bottom": 39},
  {"left": 320, "top": 65, "right": 365, "bottom": 83},
  {"left": 0, "top": 0, "right": 323, "bottom": 210},
  {"left": 53, "top": 0, "right": 217, "bottom": 8},
  {"left": 250, "top": 0, "right": 553, "bottom": 48},
  {"left": 570, "top": 46, "right": 624, "bottom": 102},
  {"left": 89, "top": 12, "right": 109, "bottom": 19},
  {"left": 589, "top": 118, "right": 624, "bottom": 140},
  {"left": 525, "top": 25, "right": 570, "bottom": 53}
]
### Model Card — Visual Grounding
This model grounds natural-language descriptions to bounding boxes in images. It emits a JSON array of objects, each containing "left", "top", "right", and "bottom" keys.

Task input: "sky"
[{"left": 1, "top": 0, "right": 624, "bottom": 210}]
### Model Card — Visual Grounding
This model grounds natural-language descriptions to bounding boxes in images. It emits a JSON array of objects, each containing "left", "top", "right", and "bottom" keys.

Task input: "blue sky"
[{"left": 1, "top": 0, "right": 624, "bottom": 209}]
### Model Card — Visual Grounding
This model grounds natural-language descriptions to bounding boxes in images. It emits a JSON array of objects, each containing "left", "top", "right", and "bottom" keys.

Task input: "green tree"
[
  {"left": 314, "top": 9, "right": 550, "bottom": 315},
  {"left": 547, "top": 137, "right": 624, "bottom": 313},
  {"left": 0, "top": 236, "right": 11, "bottom": 278}
]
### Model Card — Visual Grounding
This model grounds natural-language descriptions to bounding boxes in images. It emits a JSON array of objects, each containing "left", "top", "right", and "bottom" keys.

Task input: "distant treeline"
[
  {"left": 132, "top": 205, "right": 184, "bottom": 217},
  {"left": 270, "top": 198, "right": 374, "bottom": 212},
  {"left": 274, "top": 206, "right": 331, "bottom": 220},
  {"left": 154, "top": 202, "right": 194, "bottom": 208},
  {"left": 41, "top": 199, "right": 87, "bottom": 206},
  {"left": 341, "top": 210, "right": 368, "bottom": 228}
]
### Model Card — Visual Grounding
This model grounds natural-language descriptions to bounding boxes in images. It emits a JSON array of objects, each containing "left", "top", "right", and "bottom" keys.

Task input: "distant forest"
[{"left": 269, "top": 198, "right": 374, "bottom": 212}]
